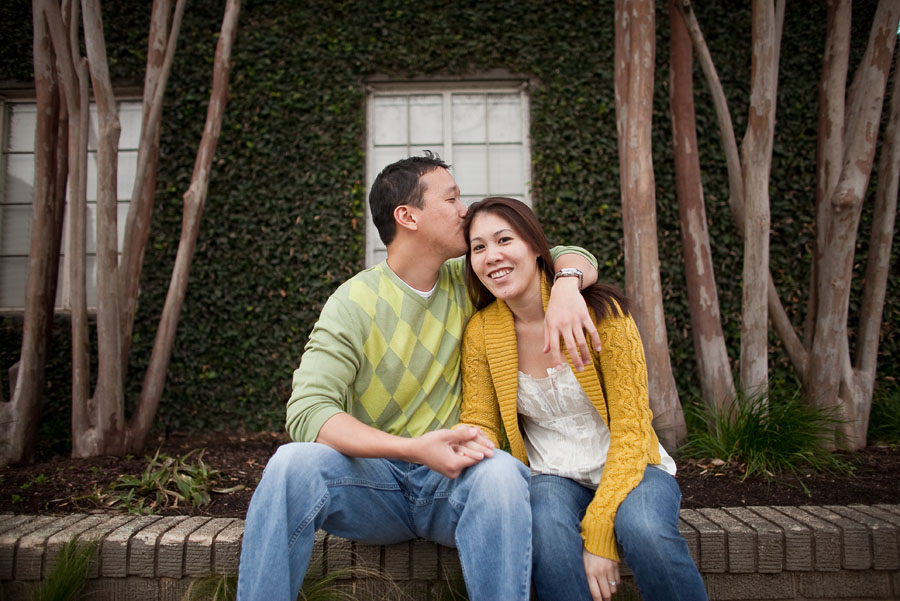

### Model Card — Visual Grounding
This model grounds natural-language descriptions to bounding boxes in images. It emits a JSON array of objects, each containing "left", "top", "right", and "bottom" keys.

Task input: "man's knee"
[{"left": 260, "top": 442, "right": 341, "bottom": 483}]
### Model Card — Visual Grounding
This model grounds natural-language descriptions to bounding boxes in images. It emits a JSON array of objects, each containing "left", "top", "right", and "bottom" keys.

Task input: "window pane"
[
  {"left": 409, "top": 95, "right": 442, "bottom": 145},
  {"left": 452, "top": 95, "right": 485, "bottom": 143},
  {"left": 117, "top": 150, "right": 138, "bottom": 200},
  {"left": 4, "top": 153, "right": 34, "bottom": 203},
  {"left": 487, "top": 95, "right": 522, "bottom": 143},
  {"left": 371, "top": 146, "right": 409, "bottom": 178},
  {"left": 118, "top": 103, "right": 143, "bottom": 149},
  {"left": 489, "top": 145, "right": 525, "bottom": 195},
  {"left": 8, "top": 105, "right": 37, "bottom": 152},
  {"left": 373, "top": 96, "right": 408, "bottom": 146},
  {"left": 0, "top": 257, "right": 28, "bottom": 307},
  {"left": 452, "top": 145, "right": 488, "bottom": 197},
  {"left": 0, "top": 204, "right": 32, "bottom": 255}
]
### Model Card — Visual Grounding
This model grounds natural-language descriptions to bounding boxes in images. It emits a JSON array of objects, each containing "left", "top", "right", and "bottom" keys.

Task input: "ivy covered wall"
[{"left": 1, "top": 0, "right": 896, "bottom": 448}]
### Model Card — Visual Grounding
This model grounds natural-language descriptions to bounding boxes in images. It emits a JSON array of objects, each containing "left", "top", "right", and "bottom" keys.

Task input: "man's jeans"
[
  {"left": 236, "top": 442, "right": 532, "bottom": 601},
  {"left": 531, "top": 466, "right": 708, "bottom": 601}
]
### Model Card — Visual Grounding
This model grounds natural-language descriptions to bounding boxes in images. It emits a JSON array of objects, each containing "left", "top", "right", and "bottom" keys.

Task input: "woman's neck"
[{"left": 506, "top": 278, "right": 545, "bottom": 325}]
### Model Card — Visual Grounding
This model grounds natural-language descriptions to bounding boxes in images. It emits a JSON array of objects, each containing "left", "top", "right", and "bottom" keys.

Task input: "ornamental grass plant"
[
  {"left": 680, "top": 378, "right": 853, "bottom": 481},
  {"left": 31, "top": 538, "right": 97, "bottom": 601}
]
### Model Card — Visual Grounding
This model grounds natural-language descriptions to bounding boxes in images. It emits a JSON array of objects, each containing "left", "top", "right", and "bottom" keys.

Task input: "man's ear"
[{"left": 394, "top": 205, "right": 419, "bottom": 233}]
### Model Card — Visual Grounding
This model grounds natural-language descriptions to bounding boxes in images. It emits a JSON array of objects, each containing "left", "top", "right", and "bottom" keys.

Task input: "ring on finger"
[{"left": 608, "top": 580, "right": 617, "bottom": 586}]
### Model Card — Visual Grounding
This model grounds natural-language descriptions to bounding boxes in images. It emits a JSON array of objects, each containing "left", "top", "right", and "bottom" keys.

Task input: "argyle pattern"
[
  {"left": 348, "top": 262, "right": 470, "bottom": 437},
  {"left": 286, "top": 259, "right": 475, "bottom": 441}
]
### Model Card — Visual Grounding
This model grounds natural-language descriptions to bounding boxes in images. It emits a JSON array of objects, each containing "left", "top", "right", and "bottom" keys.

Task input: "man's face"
[{"left": 414, "top": 168, "right": 468, "bottom": 258}]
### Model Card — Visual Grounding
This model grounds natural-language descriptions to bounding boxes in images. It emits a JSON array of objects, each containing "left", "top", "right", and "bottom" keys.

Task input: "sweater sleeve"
[
  {"left": 285, "top": 292, "right": 363, "bottom": 443},
  {"left": 460, "top": 312, "right": 504, "bottom": 448},
  {"left": 580, "top": 311, "right": 661, "bottom": 561}
]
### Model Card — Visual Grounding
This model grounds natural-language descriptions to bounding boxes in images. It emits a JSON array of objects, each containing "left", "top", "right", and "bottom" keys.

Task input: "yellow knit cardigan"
[{"left": 460, "top": 278, "right": 662, "bottom": 561}]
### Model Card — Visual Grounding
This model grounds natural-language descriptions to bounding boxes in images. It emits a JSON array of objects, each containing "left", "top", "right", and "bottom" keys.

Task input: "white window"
[
  {"left": 365, "top": 81, "right": 532, "bottom": 266},
  {"left": 0, "top": 98, "right": 142, "bottom": 311}
]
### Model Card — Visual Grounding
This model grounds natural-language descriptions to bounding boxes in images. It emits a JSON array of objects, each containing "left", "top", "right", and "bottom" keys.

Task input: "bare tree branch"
[
  {"left": 856, "top": 45, "right": 900, "bottom": 386},
  {"left": 129, "top": 0, "right": 241, "bottom": 451},
  {"left": 119, "top": 0, "right": 187, "bottom": 372}
]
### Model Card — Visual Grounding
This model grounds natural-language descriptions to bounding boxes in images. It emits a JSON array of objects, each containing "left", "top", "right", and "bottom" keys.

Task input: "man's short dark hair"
[{"left": 369, "top": 150, "right": 450, "bottom": 246}]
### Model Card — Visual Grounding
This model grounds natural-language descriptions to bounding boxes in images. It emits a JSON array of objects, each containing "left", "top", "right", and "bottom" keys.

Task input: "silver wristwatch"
[{"left": 553, "top": 267, "right": 583, "bottom": 289}]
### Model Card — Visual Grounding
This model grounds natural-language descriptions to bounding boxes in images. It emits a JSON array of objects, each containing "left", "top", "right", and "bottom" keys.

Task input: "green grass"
[
  {"left": 868, "top": 381, "right": 900, "bottom": 445},
  {"left": 31, "top": 538, "right": 97, "bottom": 601},
  {"left": 679, "top": 379, "right": 853, "bottom": 480},
  {"left": 83, "top": 448, "right": 243, "bottom": 515}
]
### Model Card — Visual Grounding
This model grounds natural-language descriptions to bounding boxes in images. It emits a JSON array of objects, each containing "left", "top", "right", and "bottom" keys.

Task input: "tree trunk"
[
  {"left": 739, "top": 0, "right": 778, "bottom": 399},
  {"left": 807, "top": 0, "right": 851, "bottom": 350},
  {"left": 72, "top": 0, "right": 126, "bottom": 458},
  {"left": 0, "top": 4, "right": 66, "bottom": 466},
  {"left": 677, "top": 1, "right": 808, "bottom": 386},
  {"left": 615, "top": 0, "right": 686, "bottom": 448},
  {"left": 808, "top": 0, "right": 899, "bottom": 449},
  {"left": 119, "top": 0, "right": 186, "bottom": 375},
  {"left": 850, "top": 43, "right": 900, "bottom": 442},
  {"left": 668, "top": 0, "right": 735, "bottom": 412},
  {"left": 127, "top": 0, "right": 241, "bottom": 452}
]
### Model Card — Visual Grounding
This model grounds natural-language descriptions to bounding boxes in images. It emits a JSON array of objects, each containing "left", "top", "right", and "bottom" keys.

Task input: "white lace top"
[{"left": 517, "top": 364, "right": 676, "bottom": 489}]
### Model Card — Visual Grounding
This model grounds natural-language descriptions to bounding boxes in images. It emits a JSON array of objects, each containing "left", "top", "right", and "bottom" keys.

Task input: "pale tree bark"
[
  {"left": 127, "top": 0, "right": 241, "bottom": 452},
  {"left": 676, "top": 1, "right": 806, "bottom": 383},
  {"left": 808, "top": 0, "right": 899, "bottom": 449},
  {"left": 855, "top": 46, "right": 900, "bottom": 409},
  {"left": 71, "top": 0, "right": 125, "bottom": 457},
  {"left": 807, "top": 0, "right": 851, "bottom": 350},
  {"left": 615, "top": 0, "right": 686, "bottom": 448},
  {"left": 43, "top": 0, "right": 93, "bottom": 442},
  {"left": 739, "top": 0, "right": 778, "bottom": 399},
  {"left": 667, "top": 0, "right": 735, "bottom": 412},
  {"left": 0, "top": 4, "right": 66, "bottom": 466},
  {"left": 119, "top": 0, "right": 186, "bottom": 375}
]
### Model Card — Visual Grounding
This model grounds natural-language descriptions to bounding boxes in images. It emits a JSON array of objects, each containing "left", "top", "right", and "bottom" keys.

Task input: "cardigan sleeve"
[
  {"left": 460, "top": 312, "right": 504, "bottom": 448},
  {"left": 580, "top": 310, "right": 662, "bottom": 561}
]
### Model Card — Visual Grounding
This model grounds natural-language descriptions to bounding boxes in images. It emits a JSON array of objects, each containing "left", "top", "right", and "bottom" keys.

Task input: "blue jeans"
[
  {"left": 236, "top": 442, "right": 532, "bottom": 601},
  {"left": 531, "top": 466, "right": 708, "bottom": 601}
]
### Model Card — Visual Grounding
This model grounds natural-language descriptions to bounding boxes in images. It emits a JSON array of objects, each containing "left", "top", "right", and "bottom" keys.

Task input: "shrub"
[{"left": 679, "top": 379, "right": 852, "bottom": 480}]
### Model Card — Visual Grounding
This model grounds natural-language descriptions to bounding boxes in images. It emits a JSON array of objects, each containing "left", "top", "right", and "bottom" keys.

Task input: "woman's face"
[{"left": 468, "top": 211, "right": 542, "bottom": 303}]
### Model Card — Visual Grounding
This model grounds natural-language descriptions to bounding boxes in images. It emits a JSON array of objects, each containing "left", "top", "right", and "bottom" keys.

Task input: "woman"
[{"left": 460, "top": 197, "right": 708, "bottom": 601}]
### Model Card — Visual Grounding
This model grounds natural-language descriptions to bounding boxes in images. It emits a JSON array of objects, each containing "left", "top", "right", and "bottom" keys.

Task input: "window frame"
[
  {"left": 364, "top": 75, "right": 534, "bottom": 267},
  {"left": 0, "top": 91, "right": 143, "bottom": 313}
]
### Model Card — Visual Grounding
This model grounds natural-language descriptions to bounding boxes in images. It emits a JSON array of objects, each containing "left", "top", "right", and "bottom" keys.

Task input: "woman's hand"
[{"left": 583, "top": 548, "right": 620, "bottom": 601}]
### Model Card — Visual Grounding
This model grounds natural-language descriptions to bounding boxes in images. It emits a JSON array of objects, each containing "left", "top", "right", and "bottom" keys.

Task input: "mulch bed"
[{"left": 1, "top": 430, "right": 898, "bottom": 517}]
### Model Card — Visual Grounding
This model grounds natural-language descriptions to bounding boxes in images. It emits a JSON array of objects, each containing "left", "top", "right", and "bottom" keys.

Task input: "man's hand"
[
  {"left": 583, "top": 548, "right": 620, "bottom": 601},
  {"left": 410, "top": 427, "right": 493, "bottom": 479},
  {"left": 543, "top": 276, "right": 601, "bottom": 371}
]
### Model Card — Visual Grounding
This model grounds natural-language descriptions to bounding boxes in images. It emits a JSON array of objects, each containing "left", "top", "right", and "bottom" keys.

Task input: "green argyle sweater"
[{"left": 286, "top": 248, "right": 595, "bottom": 442}]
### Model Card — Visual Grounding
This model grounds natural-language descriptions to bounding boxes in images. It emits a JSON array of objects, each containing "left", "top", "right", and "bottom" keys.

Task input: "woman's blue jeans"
[
  {"left": 531, "top": 466, "right": 708, "bottom": 601},
  {"left": 236, "top": 442, "right": 532, "bottom": 601}
]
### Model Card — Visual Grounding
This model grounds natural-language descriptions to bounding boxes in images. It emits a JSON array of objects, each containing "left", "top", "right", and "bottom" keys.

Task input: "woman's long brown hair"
[{"left": 463, "top": 197, "right": 630, "bottom": 320}]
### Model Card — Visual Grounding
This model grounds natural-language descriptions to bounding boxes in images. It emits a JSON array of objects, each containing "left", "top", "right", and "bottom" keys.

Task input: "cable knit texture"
[{"left": 461, "top": 277, "right": 661, "bottom": 561}]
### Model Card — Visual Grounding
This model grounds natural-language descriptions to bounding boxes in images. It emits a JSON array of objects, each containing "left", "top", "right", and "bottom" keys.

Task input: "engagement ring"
[{"left": 608, "top": 580, "right": 617, "bottom": 586}]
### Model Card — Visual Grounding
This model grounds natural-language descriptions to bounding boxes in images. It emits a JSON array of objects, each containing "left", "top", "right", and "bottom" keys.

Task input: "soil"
[{"left": 1, "top": 430, "right": 898, "bottom": 517}]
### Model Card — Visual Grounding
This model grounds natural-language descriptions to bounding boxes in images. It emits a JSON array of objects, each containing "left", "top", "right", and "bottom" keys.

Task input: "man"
[{"left": 237, "top": 152, "right": 600, "bottom": 601}]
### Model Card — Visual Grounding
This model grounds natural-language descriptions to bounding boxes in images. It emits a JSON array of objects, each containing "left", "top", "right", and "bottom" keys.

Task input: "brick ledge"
[{"left": 1, "top": 505, "right": 899, "bottom": 600}]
